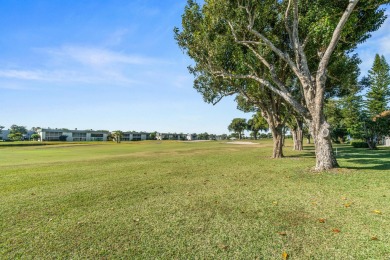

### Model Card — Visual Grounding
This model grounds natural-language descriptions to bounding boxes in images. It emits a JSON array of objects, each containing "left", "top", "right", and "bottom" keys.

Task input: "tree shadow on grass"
[
  {"left": 335, "top": 145, "right": 390, "bottom": 171},
  {"left": 284, "top": 145, "right": 390, "bottom": 171}
]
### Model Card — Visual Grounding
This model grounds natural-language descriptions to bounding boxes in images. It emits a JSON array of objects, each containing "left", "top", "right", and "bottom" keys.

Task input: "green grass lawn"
[{"left": 1, "top": 140, "right": 389, "bottom": 259}]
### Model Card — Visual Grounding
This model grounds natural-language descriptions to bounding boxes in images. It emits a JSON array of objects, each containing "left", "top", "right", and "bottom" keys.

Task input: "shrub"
[{"left": 351, "top": 141, "right": 369, "bottom": 148}]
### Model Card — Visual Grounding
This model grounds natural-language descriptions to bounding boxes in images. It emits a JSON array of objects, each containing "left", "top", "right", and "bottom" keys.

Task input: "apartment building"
[
  {"left": 121, "top": 132, "right": 151, "bottom": 141},
  {"left": 156, "top": 133, "right": 187, "bottom": 140},
  {"left": 38, "top": 128, "right": 109, "bottom": 142}
]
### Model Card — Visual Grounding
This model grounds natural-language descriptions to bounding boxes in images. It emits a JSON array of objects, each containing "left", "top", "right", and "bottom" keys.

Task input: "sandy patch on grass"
[
  {"left": 182, "top": 140, "right": 212, "bottom": 143},
  {"left": 226, "top": 141, "right": 257, "bottom": 145}
]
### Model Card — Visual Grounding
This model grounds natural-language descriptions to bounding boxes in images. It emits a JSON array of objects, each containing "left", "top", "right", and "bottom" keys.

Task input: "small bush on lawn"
[{"left": 351, "top": 141, "right": 369, "bottom": 148}]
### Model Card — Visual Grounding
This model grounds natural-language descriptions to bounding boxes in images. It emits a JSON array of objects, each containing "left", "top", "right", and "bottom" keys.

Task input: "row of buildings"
[{"left": 0, "top": 128, "right": 226, "bottom": 142}]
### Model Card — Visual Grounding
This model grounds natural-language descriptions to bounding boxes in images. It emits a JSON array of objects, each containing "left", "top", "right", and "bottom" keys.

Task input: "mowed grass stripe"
[{"left": 1, "top": 140, "right": 389, "bottom": 259}]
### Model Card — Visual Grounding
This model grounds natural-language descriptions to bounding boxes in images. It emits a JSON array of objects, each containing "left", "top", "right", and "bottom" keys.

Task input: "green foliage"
[
  {"left": 149, "top": 131, "right": 157, "bottom": 140},
  {"left": 364, "top": 54, "right": 390, "bottom": 116},
  {"left": 324, "top": 100, "right": 348, "bottom": 143},
  {"left": 112, "top": 130, "right": 124, "bottom": 143},
  {"left": 7, "top": 133, "right": 23, "bottom": 141},
  {"left": 31, "top": 134, "right": 41, "bottom": 141},
  {"left": 247, "top": 113, "right": 268, "bottom": 140},
  {"left": 10, "top": 124, "right": 27, "bottom": 135},
  {"left": 350, "top": 141, "right": 369, "bottom": 148},
  {"left": 228, "top": 118, "right": 247, "bottom": 139},
  {"left": 197, "top": 132, "right": 210, "bottom": 140}
]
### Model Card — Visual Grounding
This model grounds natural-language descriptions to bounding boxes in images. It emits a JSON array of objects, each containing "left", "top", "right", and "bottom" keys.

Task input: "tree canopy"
[
  {"left": 365, "top": 54, "right": 390, "bottom": 116},
  {"left": 228, "top": 118, "right": 247, "bottom": 139},
  {"left": 175, "top": 0, "right": 389, "bottom": 170}
]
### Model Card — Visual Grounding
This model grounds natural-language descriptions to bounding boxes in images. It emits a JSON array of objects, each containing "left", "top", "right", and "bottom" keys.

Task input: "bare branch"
[
  {"left": 284, "top": 0, "right": 293, "bottom": 42},
  {"left": 292, "top": 0, "right": 312, "bottom": 82},
  {"left": 242, "top": 42, "right": 290, "bottom": 94},
  {"left": 292, "top": 0, "right": 301, "bottom": 67},
  {"left": 317, "top": 0, "right": 360, "bottom": 89},
  {"left": 246, "top": 27, "right": 311, "bottom": 86},
  {"left": 302, "top": 35, "right": 310, "bottom": 50},
  {"left": 211, "top": 91, "right": 236, "bottom": 105},
  {"left": 211, "top": 69, "right": 310, "bottom": 118}
]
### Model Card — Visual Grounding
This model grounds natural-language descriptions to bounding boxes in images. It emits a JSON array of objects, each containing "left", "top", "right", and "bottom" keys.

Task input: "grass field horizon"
[{"left": 1, "top": 140, "right": 389, "bottom": 259}]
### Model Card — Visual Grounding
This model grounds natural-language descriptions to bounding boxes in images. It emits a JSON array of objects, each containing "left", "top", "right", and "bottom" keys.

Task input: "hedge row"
[{"left": 350, "top": 141, "right": 369, "bottom": 148}]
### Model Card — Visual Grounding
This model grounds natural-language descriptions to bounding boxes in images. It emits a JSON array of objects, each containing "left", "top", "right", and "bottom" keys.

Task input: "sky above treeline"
[{"left": 0, "top": 1, "right": 389, "bottom": 134}]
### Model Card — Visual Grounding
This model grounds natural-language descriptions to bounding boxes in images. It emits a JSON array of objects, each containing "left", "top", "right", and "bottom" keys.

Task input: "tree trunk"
[
  {"left": 292, "top": 128, "right": 303, "bottom": 151},
  {"left": 311, "top": 120, "right": 338, "bottom": 171},
  {"left": 366, "top": 138, "right": 377, "bottom": 150},
  {"left": 270, "top": 125, "right": 284, "bottom": 158}
]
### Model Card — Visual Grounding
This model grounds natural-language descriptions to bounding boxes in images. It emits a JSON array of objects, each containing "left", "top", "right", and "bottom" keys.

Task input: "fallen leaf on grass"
[
  {"left": 318, "top": 218, "right": 326, "bottom": 223},
  {"left": 344, "top": 203, "right": 352, "bottom": 208},
  {"left": 332, "top": 229, "right": 341, "bottom": 233},
  {"left": 372, "top": 210, "right": 382, "bottom": 215},
  {"left": 218, "top": 244, "right": 229, "bottom": 250},
  {"left": 282, "top": 251, "right": 288, "bottom": 259}
]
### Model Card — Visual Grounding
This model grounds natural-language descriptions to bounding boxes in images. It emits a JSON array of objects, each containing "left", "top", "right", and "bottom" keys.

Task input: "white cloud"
[
  {"left": 0, "top": 45, "right": 172, "bottom": 87},
  {"left": 104, "top": 28, "right": 131, "bottom": 46},
  {"left": 356, "top": 9, "right": 390, "bottom": 76},
  {"left": 39, "top": 45, "right": 160, "bottom": 67},
  {"left": 0, "top": 70, "right": 46, "bottom": 81},
  {"left": 0, "top": 68, "right": 139, "bottom": 86}
]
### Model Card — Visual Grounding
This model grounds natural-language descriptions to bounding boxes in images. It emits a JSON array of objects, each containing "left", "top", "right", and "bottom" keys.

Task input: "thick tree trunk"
[
  {"left": 270, "top": 126, "right": 284, "bottom": 158},
  {"left": 311, "top": 120, "right": 338, "bottom": 171},
  {"left": 291, "top": 128, "right": 303, "bottom": 151}
]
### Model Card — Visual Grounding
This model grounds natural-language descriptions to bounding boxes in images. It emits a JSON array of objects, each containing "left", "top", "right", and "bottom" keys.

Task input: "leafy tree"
[
  {"left": 324, "top": 100, "right": 348, "bottom": 143},
  {"left": 0, "top": 125, "right": 4, "bottom": 139},
  {"left": 112, "top": 130, "right": 124, "bottom": 143},
  {"left": 10, "top": 124, "right": 27, "bottom": 135},
  {"left": 175, "top": 0, "right": 387, "bottom": 170},
  {"left": 228, "top": 118, "right": 247, "bottom": 140},
  {"left": 31, "top": 134, "right": 41, "bottom": 141},
  {"left": 247, "top": 113, "right": 268, "bottom": 140},
  {"left": 149, "top": 131, "right": 157, "bottom": 140},
  {"left": 349, "top": 55, "right": 390, "bottom": 149},
  {"left": 236, "top": 87, "right": 289, "bottom": 157},
  {"left": 8, "top": 133, "right": 23, "bottom": 141},
  {"left": 198, "top": 132, "right": 210, "bottom": 140},
  {"left": 286, "top": 113, "right": 305, "bottom": 150},
  {"left": 7, "top": 125, "right": 27, "bottom": 141},
  {"left": 363, "top": 54, "right": 390, "bottom": 147},
  {"left": 220, "top": 134, "right": 228, "bottom": 140}
]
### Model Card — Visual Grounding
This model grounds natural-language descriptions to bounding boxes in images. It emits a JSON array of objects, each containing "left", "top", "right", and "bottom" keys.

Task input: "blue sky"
[{"left": 0, "top": 1, "right": 389, "bottom": 134}]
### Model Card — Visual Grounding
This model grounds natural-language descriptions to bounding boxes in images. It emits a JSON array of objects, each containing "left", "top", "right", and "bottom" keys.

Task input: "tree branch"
[
  {"left": 316, "top": 0, "right": 359, "bottom": 96},
  {"left": 211, "top": 69, "right": 310, "bottom": 118}
]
